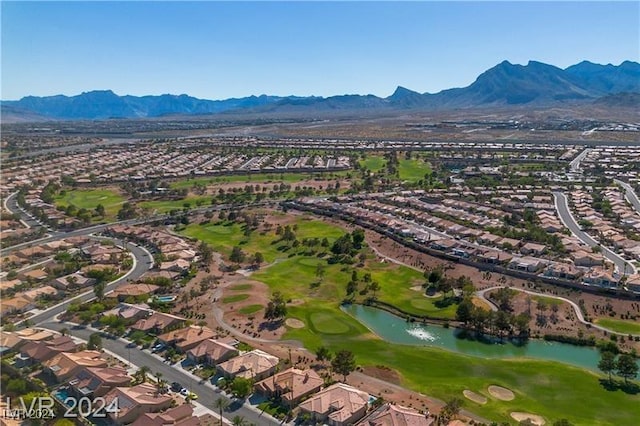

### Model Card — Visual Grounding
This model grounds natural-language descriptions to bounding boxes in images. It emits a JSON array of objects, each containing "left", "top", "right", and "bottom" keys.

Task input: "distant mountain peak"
[{"left": 4, "top": 59, "right": 639, "bottom": 120}]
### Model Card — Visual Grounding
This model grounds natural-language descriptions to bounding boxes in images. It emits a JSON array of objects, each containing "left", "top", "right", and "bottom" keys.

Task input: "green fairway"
[
  {"left": 359, "top": 156, "right": 386, "bottom": 172},
  {"left": 55, "top": 189, "right": 125, "bottom": 219},
  {"left": 399, "top": 158, "right": 432, "bottom": 182},
  {"left": 139, "top": 196, "right": 211, "bottom": 214},
  {"left": 595, "top": 318, "right": 640, "bottom": 335},
  {"left": 169, "top": 171, "right": 349, "bottom": 190},
  {"left": 182, "top": 211, "right": 638, "bottom": 425},
  {"left": 221, "top": 294, "right": 249, "bottom": 304},
  {"left": 180, "top": 217, "right": 345, "bottom": 263},
  {"left": 229, "top": 283, "right": 253, "bottom": 291},
  {"left": 309, "top": 312, "right": 351, "bottom": 334},
  {"left": 238, "top": 304, "right": 263, "bottom": 315}
]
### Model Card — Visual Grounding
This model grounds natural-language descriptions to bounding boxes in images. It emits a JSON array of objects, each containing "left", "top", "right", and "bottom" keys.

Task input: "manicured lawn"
[
  {"left": 180, "top": 217, "right": 344, "bottom": 263},
  {"left": 238, "top": 304, "right": 263, "bottom": 315},
  {"left": 182, "top": 211, "right": 639, "bottom": 425},
  {"left": 595, "top": 318, "right": 640, "bottom": 335},
  {"left": 399, "top": 159, "right": 432, "bottom": 182},
  {"left": 229, "top": 283, "right": 253, "bottom": 291},
  {"left": 221, "top": 294, "right": 249, "bottom": 304},
  {"left": 169, "top": 171, "right": 349, "bottom": 190},
  {"left": 533, "top": 295, "right": 564, "bottom": 307},
  {"left": 139, "top": 196, "right": 211, "bottom": 214},
  {"left": 55, "top": 189, "right": 125, "bottom": 219},
  {"left": 359, "top": 156, "right": 386, "bottom": 172}
]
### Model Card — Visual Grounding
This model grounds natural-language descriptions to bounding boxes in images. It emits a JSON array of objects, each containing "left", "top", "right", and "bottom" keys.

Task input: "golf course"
[{"left": 181, "top": 212, "right": 639, "bottom": 425}]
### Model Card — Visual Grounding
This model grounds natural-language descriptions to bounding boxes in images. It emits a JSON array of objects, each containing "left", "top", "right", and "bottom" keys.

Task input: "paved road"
[
  {"left": 615, "top": 179, "right": 640, "bottom": 215},
  {"left": 476, "top": 286, "right": 639, "bottom": 337},
  {"left": 569, "top": 148, "right": 591, "bottom": 173},
  {"left": 40, "top": 321, "right": 283, "bottom": 426},
  {"left": 4, "top": 192, "right": 43, "bottom": 229},
  {"left": 553, "top": 192, "right": 636, "bottom": 276},
  {"left": 21, "top": 240, "right": 153, "bottom": 326}
]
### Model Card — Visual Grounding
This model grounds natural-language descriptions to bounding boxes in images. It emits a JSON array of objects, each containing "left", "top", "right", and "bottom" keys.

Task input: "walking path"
[{"left": 475, "top": 285, "right": 639, "bottom": 337}]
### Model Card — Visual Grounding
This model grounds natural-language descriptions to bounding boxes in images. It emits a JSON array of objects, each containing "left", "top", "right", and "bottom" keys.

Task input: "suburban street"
[
  {"left": 40, "top": 321, "right": 284, "bottom": 426},
  {"left": 615, "top": 179, "right": 640, "bottom": 215},
  {"left": 569, "top": 148, "right": 591, "bottom": 173},
  {"left": 553, "top": 192, "right": 636, "bottom": 276}
]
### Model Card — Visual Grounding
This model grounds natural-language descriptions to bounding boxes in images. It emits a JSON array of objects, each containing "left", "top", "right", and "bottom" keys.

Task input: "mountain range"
[{"left": 2, "top": 60, "right": 639, "bottom": 120}]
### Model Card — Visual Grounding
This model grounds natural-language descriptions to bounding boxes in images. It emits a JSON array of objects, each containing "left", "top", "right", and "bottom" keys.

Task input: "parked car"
[{"left": 171, "top": 382, "right": 183, "bottom": 392}]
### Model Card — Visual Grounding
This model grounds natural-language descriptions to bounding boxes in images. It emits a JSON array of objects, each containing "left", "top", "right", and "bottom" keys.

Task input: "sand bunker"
[
  {"left": 285, "top": 318, "right": 305, "bottom": 329},
  {"left": 488, "top": 385, "right": 515, "bottom": 401},
  {"left": 463, "top": 390, "right": 487, "bottom": 405},
  {"left": 511, "top": 412, "right": 545, "bottom": 425}
]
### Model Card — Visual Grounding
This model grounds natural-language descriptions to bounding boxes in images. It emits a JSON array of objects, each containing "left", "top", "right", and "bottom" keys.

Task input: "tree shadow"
[{"left": 599, "top": 378, "right": 640, "bottom": 394}]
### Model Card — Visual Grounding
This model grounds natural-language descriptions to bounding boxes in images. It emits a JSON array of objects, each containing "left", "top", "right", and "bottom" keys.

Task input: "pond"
[{"left": 342, "top": 304, "right": 609, "bottom": 371}]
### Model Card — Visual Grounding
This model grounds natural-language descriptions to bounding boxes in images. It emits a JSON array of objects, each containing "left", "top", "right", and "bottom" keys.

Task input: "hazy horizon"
[{"left": 2, "top": 1, "right": 639, "bottom": 100}]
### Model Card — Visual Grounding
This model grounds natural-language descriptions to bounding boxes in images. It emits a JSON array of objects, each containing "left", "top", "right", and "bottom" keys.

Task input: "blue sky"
[{"left": 2, "top": 1, "right": 639, "bottom": 100}]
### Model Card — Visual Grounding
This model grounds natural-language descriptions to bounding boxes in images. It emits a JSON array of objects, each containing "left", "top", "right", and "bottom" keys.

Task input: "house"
[
  {"left": 130, "top": 404, "right": 213, "bottom": 426},
  {"left": 298, "top": 383, "right": 370, "bottom": 426},
  {"left": 52, "top": 273, "right": 96, "bottom": 290},
  {"left": 582, "top": 268, "right": 619, "bottom": 289},
  {"left": 131, "top": 312, "right": 186, "bottom": 335},
  {"left": 508, "top": 256, "right": 545, "bottom": 273},
  {"left": 104, "top": 382, "right": 173, "bottom": 425},
  {"left": 107, "top": 283, "right": 159, "bottom": 302},
  {"left": 625, "top": 274, "right": 640, "bottom": 293},
  {"left": 474, "top": 249, "right": 513, "bottom": 265},
  {"left": 544, "top": 263, "right": 584, "bottom": 280},
  {"left": 254, "top": 367, "right": 323, "bottom": 406},
  {"left": 159, "top": 259, "right": 191, "bottom": 273},
  {"left": 158, "top": 326, "right": 217, "bottom": 352},
  {"left": 216, "top": 349, "right": 279, "bottom": 381},
  {"left": 186, "top": 339, "right": 238, "bottom": 365},
  {"left": 0, "top": 296, "right": 34, "bottom": 316},
  {"left": 0, "top": 331, "right": 26, "bottom": 355},
  {"left": 520, "top": 242, "right": 546, "bottom": 256},
  {"left": 44, "top": 350, "right": 107, "bottom": 382},
  {"left": 68, "top": 366, "right": 132, "bottom": 398},
  {"left": 357, "top": 403, "right": 433, "bottom": 426},
  {"left": 20, "top": 285, "right": 59, "bottom": 302},
  {"left": 104, "top": 303, "right": 152, "bottom": 323},
  {"left": 571, "top": 250, "right": 604, "bottom": 267},
  {"left": 21, "top": 269, "right": 48, "bottom": 282}
]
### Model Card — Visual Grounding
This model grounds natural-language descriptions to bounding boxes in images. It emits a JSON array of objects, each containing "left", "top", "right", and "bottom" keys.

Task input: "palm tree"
[
  {"left": 136, "top": 366, "right": 150, "bottom": 383},
  {"left": 154, "top": 372, "right": 164, "bottom": 395},
  {"left": 214, "top": 398, "right": 229, "bottom": 426},
  {"left": 232, "top": 416, "right": 246, "bottom": 426}
]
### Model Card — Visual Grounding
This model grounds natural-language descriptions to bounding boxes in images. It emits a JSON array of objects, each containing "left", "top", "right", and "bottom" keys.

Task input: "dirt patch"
[
  {"left": 360, "top": 365, "right": 402, "bottom": 386},
  {"left": 463, "top": 389, "right": 487, "bottom": 405},
  {"left": 488, "top": 385, "right": 515, "bottom": 401},
  {"left": 511, "top": 412, "right": 546, "bottom": 425},
  {"left": 285, "top": 318, "right": 305, "bottom": 329}
]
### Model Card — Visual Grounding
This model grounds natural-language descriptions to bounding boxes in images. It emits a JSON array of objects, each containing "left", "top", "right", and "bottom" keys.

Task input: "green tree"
[
  {"left": 455, "top": 298, "right": 474, "bottom": 324},
  {"left": 230, "top": 246, "right": 245, "bottom": 263},
  {"left": 232, "top": 416, "right": 247, "bottom": 426},
  {"left": 94, "top": 281, "right": 106, "bottom": 301},
  {"left": 444, "top": 397, "right": 463, "bottom": 419},
  {"left": 252, "top": 252, "right": 264, "bottom": 267},
  {"left": 95, "top": 204, "right": 106, "bottom": 217},
  {"left": 199, "top": 242, "right": 214, "bottom": 265},
  {"left": 351, "top": 229, "right": 365, "bottom": 249},
  {"left": 616, "top": 353, "right": 639, "bottom": 384},
  {"left": 598, "top": 351, "right": 617, "bottom": 383},
  {"left": 264, "top": 291, "right": 287, "bottom": 320},
  {"left": 315, "top": 346, "right": 332, "bottom": 363},
  {"left": 214, "top": 398, "right": 229, "bottom": 426},
  {"left": 230, "top": 377, "right": 252, "bottom": 399},
  {"left": 87, "top": 333, "right": 102, "bottom": 350},
  {"left": 331, "top": 350, "right": 356, "bottom": 381}
]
